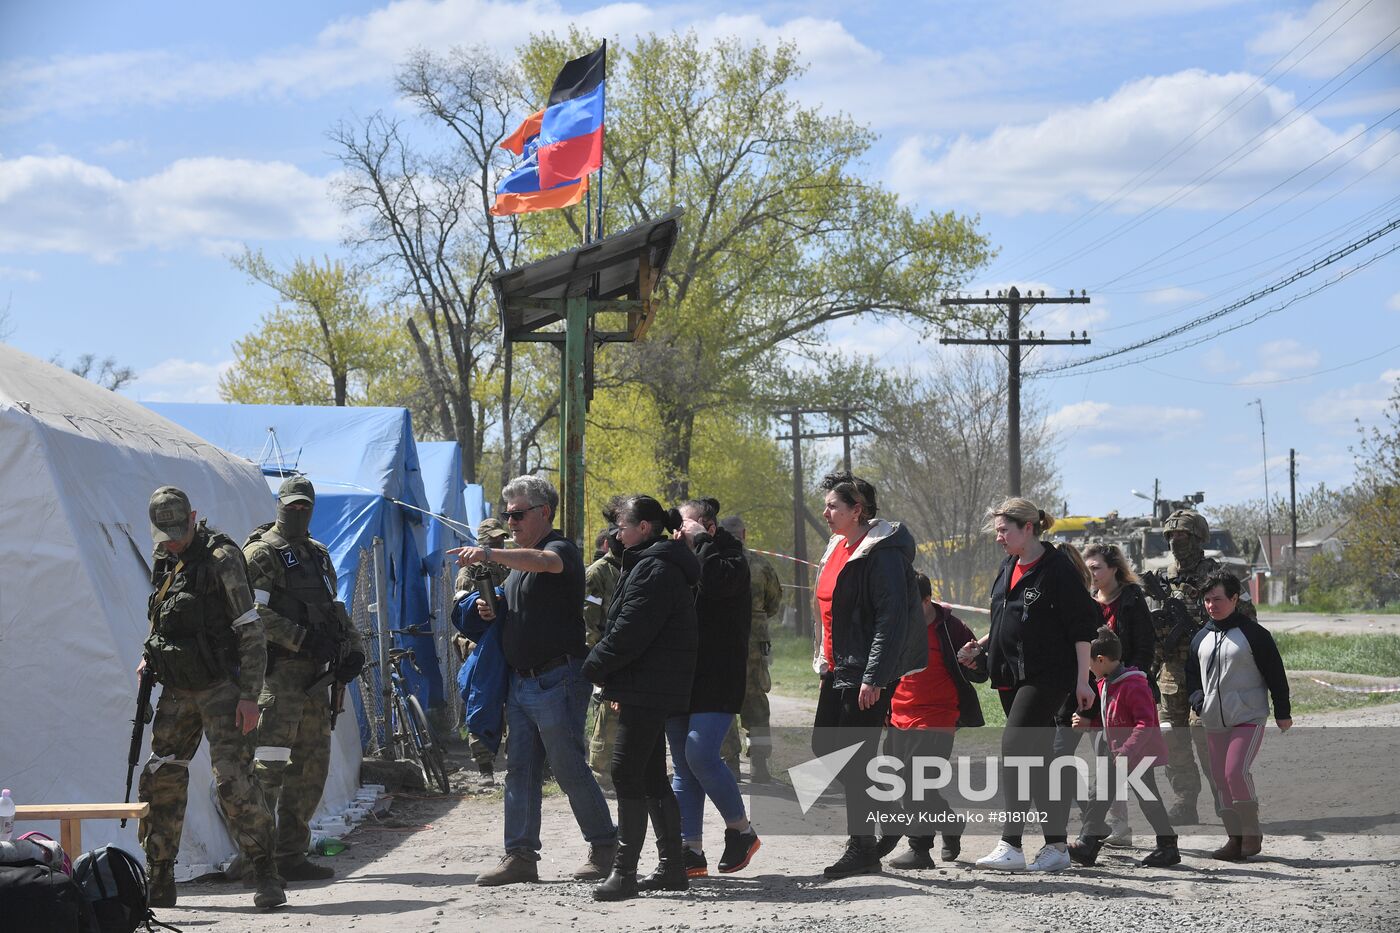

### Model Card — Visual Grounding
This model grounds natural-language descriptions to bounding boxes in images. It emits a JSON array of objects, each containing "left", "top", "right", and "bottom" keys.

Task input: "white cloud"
[
  {"left": 1303, "top": 372, "right": 1397, "bottom": 429},
  {"left": 125, "top": 357, "right": 232, "bottom": 404},
  {"left": 1085, "top": 442, "right": 1122, "bottom": 457},
  {"left": 1047, "top": 400, "right": 1202, "bottom": 435},
  {"left": 1256, "top": 338, "right": 1320, "bottom": 371},
  {"left": 0, "top": 1, "right": 652, "bottom": 123},
  {"left": 0, "top": 155, "right": 342, "bottom": 260},
  {"left": 1146, "top": 286, "right": 1206, "bottom": 305},
  {"left": 1200, "top": 346, "right": 1241, "bottom": 374},
  {"left": 1251, "top": 0, "right": 1400, "bottom": 80},
  {"left": 0, "top": 265, "right": 40, "bottom": 282},
  {"left": 890, "top": 69, "right": 1400, "bottom": 213},
  {"left": 1387, "top": 290, "right": 1400, "bottom": 311}
]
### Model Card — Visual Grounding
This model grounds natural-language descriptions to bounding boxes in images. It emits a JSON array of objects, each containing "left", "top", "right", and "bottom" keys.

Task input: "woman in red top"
[{"left": 882, "top": 572, "right": 986, "bottom": 869}]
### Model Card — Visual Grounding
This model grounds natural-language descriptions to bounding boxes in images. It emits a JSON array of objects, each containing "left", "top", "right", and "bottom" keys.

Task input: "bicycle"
[{"left": 385, "top": 645, "right": 452, "bottom": 794}]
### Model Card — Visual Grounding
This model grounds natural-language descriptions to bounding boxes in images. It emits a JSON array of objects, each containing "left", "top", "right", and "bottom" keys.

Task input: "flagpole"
[
  {"left": 584, "top": 184, "right": 591, "bottom": 245},
  {"left": 597, "top": 39, "right": 606, "bottom": 242}
]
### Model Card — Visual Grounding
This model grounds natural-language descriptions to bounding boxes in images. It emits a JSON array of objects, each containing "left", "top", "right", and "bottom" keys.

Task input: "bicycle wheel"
[
  {"left": 391, "top": 695, "right": 425, "bottom": 772},
  {"left": 406, "top": 694, "right": 451, "bottom": 795}
]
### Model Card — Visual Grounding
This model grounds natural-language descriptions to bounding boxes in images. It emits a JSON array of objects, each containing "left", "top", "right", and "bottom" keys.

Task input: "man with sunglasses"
[{"left": 451, "top": 475, "right": 616, "bottom": 887}]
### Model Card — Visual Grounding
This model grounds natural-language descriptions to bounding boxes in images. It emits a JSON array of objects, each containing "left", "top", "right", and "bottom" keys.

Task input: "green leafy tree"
[
  {"left": 220, "top": 249, "right": 420, "bottom": 409},
  {"left": 517, "top": 31, "right": 993, "bottom": 500},
  {"left": 1340, "top": 383, "right": 1400, "bottom": 605}
]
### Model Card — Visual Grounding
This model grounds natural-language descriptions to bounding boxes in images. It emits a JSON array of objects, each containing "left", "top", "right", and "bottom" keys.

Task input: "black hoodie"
[
  {"left": 583, "top": 537, "right": 701, "bottom": 712},
  {"left": 988, "top": 542, "right": 1100, "bottom": 692}
]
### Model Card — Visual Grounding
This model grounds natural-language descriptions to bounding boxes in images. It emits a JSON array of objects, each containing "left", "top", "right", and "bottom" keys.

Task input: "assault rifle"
[
  {"left": 1141, "top": 570, "right": 1201, "bottom": 653},
  {"left": 122, "top": 665, "right": 156, "bottom": 827}
]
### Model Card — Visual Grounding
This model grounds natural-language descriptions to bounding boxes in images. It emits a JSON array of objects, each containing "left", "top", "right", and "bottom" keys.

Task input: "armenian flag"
[{"left": 536, "top": 43, "right": 605, "bottom": 188}]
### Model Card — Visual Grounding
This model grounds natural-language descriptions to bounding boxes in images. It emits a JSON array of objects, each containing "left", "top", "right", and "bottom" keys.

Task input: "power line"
[
  {"left": 1140, "top": 340, "right": 1400, "bottom": 386},
  {"left": 1032, "top": 238, "right": 1400, "bottom": 378},
  {"left": 1026, "top": 216, "right": 1400, "bottom": 377}
]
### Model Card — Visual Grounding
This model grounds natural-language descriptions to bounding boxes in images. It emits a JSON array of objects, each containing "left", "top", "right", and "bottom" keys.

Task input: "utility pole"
[
  {"left": 1289, "top": 448, "right": 1298, "bottom": 603},
  {"left": 940, "top": 286, "right": 1091, "bottom": 495},
  {"left": 1250, "top": 398, "right": 1274, "bottom": 587},
  {"left": 775, "top": 407, "right": 870, "bottom": 636}
]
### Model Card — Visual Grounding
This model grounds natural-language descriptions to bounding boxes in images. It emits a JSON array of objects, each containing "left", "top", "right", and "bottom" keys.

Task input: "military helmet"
[
  {"left": 1162, "top": 509, "right": 1208, "bottom": 544},
  {"left": 477, "top": 516, "right": 509, "bottom": 544},
  {"left": 277, "top": 474, "right": 315, "bottom": 505}
]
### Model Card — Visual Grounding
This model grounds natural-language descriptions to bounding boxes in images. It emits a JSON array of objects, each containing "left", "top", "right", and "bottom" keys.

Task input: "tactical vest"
[
  {"left": 144, "top": 525, "right": 242, "bottom": 691},
  {"left": 246, "top": 523, "right": 340, "bottom": 660}
]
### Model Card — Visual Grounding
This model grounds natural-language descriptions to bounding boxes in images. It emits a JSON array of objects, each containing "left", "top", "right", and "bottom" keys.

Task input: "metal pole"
[
  {"left": 789, "top": 411, "right": 809, "bottom": 638},
  {"left": 1289, "top": 448, "right": 1298, "bottom": 602},
  {"left": 371, "top": 535, "right": 392, "bottom": 760},
  {"left": 1251, "top": 398, "right": 1273, "bottom": 589},
  {"left": 1007, "top": 286, "right": 1022, "bottom": 496},
  {"left": 560, "top": 295, "right": 589, "bottom": 546}
]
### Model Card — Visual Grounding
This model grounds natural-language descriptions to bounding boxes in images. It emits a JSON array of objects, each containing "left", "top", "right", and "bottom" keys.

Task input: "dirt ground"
[{"left": 168, "top": 691, "right": 1400, "bottom": 933}]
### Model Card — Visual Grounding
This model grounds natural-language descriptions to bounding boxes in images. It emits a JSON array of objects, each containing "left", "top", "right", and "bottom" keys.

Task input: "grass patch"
[{"left": 1274, "top": 632, "right": 1400, "bottom": 677}]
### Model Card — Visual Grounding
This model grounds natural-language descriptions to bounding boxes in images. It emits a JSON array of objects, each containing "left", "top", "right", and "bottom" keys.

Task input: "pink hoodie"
[{"left": 1086, "top": 665, "right": 1169, "bottom": 768}]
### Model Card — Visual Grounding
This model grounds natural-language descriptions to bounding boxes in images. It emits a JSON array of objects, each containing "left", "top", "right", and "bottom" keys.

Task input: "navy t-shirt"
[{"left": 501, "top": 530, "right": 588, "bottom": 670}]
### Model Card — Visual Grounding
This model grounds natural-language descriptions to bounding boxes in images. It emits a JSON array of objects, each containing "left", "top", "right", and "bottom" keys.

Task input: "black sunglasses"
[{"left": 503, "top": 504, "right": 543, "bottom": 522}]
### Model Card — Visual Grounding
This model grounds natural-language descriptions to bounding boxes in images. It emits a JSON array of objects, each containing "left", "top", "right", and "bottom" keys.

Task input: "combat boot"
[
  {"left": 1067, "top": 834, "right": 1103, "bottom": 867},
  {"left": 278, "top": 856, "right": 335, "bottom": 881},
  {"left": 147, "top": 860, "right": 176, "bottom": 908},
  {"left": 573, "top": 839, "right": 618, "bottom": 881},
  {"left": 253, "top": 866, "right": 287, "bottom": 909},
  {"left": 1168, "top": 796, "right": 1199, "bottom": 826},
  {"left": 749, "top": 755, "right": 773, "bottom": 784}
]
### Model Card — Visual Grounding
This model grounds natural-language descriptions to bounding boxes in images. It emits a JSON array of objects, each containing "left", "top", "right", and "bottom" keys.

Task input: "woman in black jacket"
[
  {"left": 810, "top": 471, "right": 927, "bottom": 879},
  {"left": 961, "top": 498, "right": 1098, "bottom": 874},
  {"left": 582, "top": 496, "right": 699, "bottom": 901},
  {"left": 1059, "top": 542, "right": 1158, "bottom": 853},
  {"left": 665, "top": 497, "right": 760, "bottom": 878}
]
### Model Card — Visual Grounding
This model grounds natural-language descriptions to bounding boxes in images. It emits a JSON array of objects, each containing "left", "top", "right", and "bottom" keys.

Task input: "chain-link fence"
[{"left": 349, "top": 545, "right": 385, "bottom": 758}]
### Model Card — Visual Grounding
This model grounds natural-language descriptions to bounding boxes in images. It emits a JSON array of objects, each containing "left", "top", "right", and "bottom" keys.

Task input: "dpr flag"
[{"left": 537, "top": 43, "right": 605, "bottom": 188}]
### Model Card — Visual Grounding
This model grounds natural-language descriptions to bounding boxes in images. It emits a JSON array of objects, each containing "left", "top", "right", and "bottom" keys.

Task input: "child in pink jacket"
[{"left": 1069, "top": 626, "right": 1179, "bottom": 868}]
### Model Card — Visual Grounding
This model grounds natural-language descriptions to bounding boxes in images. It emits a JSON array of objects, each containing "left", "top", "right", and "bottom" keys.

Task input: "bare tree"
[
  {"left": 332, "top": 46, "right": 557, "bottom": 487},
  {"left": 0, "top": 294, "right": 13, "bottom": 341},
  {"left": 51, "top": 352, "right": 137, "bottom": 392},
  {"left": 862, "top": 351, "right": 1059, "bottom": 606}
]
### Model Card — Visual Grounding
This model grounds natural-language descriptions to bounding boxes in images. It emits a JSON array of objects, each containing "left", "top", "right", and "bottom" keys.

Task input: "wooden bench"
[{"left": 15, "top": 803, "right": 150, "bottom": 857}]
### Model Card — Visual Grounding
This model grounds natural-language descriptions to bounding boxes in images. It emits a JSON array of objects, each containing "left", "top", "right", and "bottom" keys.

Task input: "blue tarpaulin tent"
[
  {"left": 416, "top": 441, "right": 477, "bottom": 560},
  {"left": 145, "top": 403, "right": 446, "bottom": 721}
]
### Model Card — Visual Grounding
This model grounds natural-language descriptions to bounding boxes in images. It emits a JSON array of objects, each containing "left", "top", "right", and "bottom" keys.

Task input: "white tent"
[{"left": 0, "top": 345, "right": 353, "bottom": 877}]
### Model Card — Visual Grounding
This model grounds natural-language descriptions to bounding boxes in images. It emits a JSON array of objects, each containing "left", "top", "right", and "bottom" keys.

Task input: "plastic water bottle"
[
  {"left": 0, "top": 789, "right": 15, "bottom": 842},
  {"left": 309, "top": 833, "right": 345, "bottom": 856}
]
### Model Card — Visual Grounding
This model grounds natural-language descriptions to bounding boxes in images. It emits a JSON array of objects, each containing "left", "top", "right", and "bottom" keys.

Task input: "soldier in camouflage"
[
  {"left": 456, "top": 516, "right": 512, "bottom": 779},
  {"left": 138, "top": 487, "right": 285, "bottom": 910},
  {"left": 719, "top": 517, "right": 783, "bottom": 783},
  {"left": 1153, "top": 508, "right": 1256, "bottom": 824},
  {"left": 584, "top": 525, "right": 623, "bottom": 790},
  {"left": 244, "top": 476, "right": 365, "bottom": 882}
]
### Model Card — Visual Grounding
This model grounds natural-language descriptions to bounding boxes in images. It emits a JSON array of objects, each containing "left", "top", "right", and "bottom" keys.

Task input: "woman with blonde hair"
[{"left": 959, "top": 498, "right": 1099, "bottom": 873}]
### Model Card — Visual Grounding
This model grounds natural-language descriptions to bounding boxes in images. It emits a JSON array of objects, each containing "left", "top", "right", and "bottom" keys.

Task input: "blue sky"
[{"left": 3, "top": 0, "right": 1397, "bottom": 521}]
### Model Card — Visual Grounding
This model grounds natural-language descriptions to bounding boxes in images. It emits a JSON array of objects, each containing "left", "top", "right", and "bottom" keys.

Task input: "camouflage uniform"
[
  {"left": 138, "top": 487, "right": 281, "bottom": 907},
  {"left": 737, "top": 552, "right": 782, "bottom": 773},
  {"left": 584, "top": 550, "right": 622, "bottom": 787},
  {"left": 245, "top": 477, "right": 364, "bottom": 875},
  {"left": 1153, "top": 509, "right": 1256, "bottom": 821}
]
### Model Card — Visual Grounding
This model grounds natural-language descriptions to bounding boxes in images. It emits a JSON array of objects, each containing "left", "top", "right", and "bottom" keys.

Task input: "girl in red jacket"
[{"left": 1069, "top": 627, "right": 1179, "bottom": 868}]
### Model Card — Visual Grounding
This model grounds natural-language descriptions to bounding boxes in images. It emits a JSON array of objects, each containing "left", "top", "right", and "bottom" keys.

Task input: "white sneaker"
[
  {"left": 1028, "top": 845, "right": 1072, "bottom": 872},
  {"left": 1102, "top": 824, "right": 1134, "bottom": 847},
  {"left": 974, "top": 841, "right": 1026, "bottom": 871}
]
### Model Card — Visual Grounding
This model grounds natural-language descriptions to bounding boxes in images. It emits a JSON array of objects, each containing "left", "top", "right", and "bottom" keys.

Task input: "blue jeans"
[
  {"left": 666, "top": 712, "right": 747, "bottom": 845},
  {"left": 503, "top": 657, "right": 616, "bottom": 855}
]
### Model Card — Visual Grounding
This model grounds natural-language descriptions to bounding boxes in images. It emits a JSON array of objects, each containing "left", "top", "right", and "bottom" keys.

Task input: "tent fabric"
[
  {"left": 0, "top": 345, "right": 320, "bottom": 878},
  {"left": 146, "top": 403, "right": 444, "bottom": 713},
  {"left": 417, "top": 441, "right": 473, "bottom": 560}
]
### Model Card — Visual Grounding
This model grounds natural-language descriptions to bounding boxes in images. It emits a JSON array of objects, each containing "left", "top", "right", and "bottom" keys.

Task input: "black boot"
[
  {"left": 1067, "top": 834, "right": 1103, "bottom": 867},
  {"left": 749, "top": 756, "right": 773, "bottom": 784},
  {"left": 823, "top": 836, "right": 882, "bottom": 879},
  {"left": 639, "top": 795, "right": 689, "bottom": 892},
  {"left": 594, "top": 797, "right": 647, "bottom": 902},
  {"left": 940, "top": 834, "right": 962, "bottom": 862},
  {"left": 1141, "top": 835, "right": 1181, "bottom": 867}
]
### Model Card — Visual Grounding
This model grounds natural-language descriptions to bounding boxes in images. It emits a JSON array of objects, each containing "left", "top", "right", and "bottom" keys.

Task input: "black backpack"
[
  {"left": 71, "top": 845, "right": 180, "bottom": 933},
  {"left": 0, "top": 861, "right": 98, "bottom": 933}
]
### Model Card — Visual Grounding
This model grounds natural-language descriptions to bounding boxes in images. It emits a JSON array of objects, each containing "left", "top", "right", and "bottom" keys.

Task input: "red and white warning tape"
[
  {"left": 1309, "top": 677, "right": 1400, "bottom": 695},
  {"left": 750, "top": 548, "right": 986, "bottom": 614}
]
